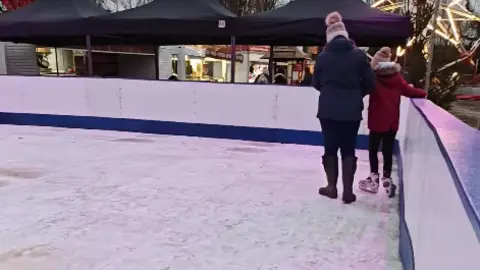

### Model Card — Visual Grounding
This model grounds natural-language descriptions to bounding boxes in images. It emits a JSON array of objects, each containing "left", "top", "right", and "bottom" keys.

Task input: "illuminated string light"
[{"left": 371, "top": 0, "right": 480, "bottom": 69}]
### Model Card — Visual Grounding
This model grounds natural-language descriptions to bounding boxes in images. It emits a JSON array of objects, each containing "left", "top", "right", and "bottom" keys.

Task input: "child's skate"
[
  {"left": 359, "top": 173, "right": 379, "bottom": 193},
  {"left": 381, "top": 176, "right": 397, "bottom": 198}
]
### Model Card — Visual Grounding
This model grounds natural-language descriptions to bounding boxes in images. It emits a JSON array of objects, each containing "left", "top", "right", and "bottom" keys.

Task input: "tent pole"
[
  {"left": 154, "top": 45, "right": 159, "bottom": 80},
  {"left": 230, "top": 36, "right": 236, "bottom": 83},
  {"left": 86, "top": 35, "right": 93, "bottom": 77},
  {"left": 424, "top": 0, "right": 441, "bottom": 93},
  {"left": 54, "top": 47, "right": 59, "bottom": 76},
  {"left": 403, "top": 39, "right": 408, "bottom": 76},
  {"left": 268, "top": 45, "right": 274, "bottom": 82},
  {"left": 246, "top": 46, "right": 250, "bottom": 82}
]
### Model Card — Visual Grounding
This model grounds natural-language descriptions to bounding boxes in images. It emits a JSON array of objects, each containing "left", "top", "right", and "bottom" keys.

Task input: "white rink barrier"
[
  {"left": 397, "top": 98, "right": 480, "bottom": 270},
  {"left": 0, "top": 76, "right": 478, "bottom": 270},
  {"left": 0, "top": 76, "right": 373, "bottom": 148}
]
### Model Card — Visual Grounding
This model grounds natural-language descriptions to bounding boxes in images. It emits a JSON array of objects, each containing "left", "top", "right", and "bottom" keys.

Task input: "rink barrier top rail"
[{"left": 411, "top": 99, "right": 480, "bottom": 240}]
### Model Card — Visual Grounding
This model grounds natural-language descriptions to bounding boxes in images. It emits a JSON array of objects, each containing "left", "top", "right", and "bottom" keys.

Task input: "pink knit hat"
[
  {"left": 371, "top": 47, "right": 392, "bottom": 68},
  {"left": 325, "top": 11, "right": 349, "bottom": 43}
]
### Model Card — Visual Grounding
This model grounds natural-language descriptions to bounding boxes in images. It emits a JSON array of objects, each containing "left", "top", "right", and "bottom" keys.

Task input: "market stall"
[
  {"left": 261, "top": 46, "right": 311, "bottom": 85},
  {"left": 0, "top": 0, "right": 107, "bottom": 46}
]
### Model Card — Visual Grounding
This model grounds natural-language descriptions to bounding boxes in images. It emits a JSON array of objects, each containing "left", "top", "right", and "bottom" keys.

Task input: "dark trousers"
[
  {"left": 369, "top": 130, "right": 396, "bottom": 177},
  {"left": 320, "top": 119, "right": 361, "bottom": 158}
]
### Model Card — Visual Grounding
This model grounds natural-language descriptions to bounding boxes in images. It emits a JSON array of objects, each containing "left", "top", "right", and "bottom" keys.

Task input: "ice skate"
[
  {"left": 381, "top": 176, "right": 397, "bottom": 198},
  {"left": 358, "top": 173, "right": 380, "bottom": 194}
]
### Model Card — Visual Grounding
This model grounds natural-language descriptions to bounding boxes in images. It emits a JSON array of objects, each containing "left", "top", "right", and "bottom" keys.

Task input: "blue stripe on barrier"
[
  {"left": 0, "top": 112, "right": 373, "bottom": 149},
  {"left": 395, "top": 142, "right": 415, "bottom": 270}
]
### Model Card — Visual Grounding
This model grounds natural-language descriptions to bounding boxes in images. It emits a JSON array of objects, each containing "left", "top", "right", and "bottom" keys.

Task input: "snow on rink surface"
[{"left": 0, "top": 125, "right": 401, "bottom": 270}]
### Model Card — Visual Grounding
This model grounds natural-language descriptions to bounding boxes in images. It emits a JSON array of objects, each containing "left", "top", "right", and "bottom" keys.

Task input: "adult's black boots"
[
  {"left": 341, "top": 156, "right": 357, "bottom": 204},
  {"left": 318, "top": 156, "right": 338, "bottom": 199}
]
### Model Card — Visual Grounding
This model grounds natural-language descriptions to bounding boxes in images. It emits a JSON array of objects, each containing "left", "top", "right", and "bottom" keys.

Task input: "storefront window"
[
  {"left": 170, "top": 46, "right": 245, "bottom": 83},
  {"left": 36, "top": 47, "right": 79, "bottom": 76},
  {"left": 184, "top": 57, "right": 226, "bottom": 82}
]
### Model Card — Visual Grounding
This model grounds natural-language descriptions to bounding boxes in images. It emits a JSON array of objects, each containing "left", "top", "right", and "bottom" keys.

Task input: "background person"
[
  {"left": 168, "top": 75, "right": 179, "bottom": 81},
  {"left": 254, "top": 67, "right": 270, "bottom": 84},
  {"left": 274, "top": 73, "right": 288, "bottom": 85},
  {"left": 313, "top": 11, "right": 376, "bottom": 204},
  {"left": 301, "top": 67, "right": 313, "bottom": 86}
]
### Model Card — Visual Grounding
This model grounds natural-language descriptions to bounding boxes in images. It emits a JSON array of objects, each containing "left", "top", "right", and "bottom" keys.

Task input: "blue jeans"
[{"left": 320, "top": 119, "right": 360, "bottom": 158}]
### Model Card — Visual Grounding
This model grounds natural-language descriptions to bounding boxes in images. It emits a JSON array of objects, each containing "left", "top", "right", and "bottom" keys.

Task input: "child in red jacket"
[{"left": 359, "top": 47, "right": 426, "bottom": 197}]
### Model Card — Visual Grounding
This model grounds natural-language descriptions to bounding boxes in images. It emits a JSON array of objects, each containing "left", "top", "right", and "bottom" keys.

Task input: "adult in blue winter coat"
[{"left": 313, "top": 11, "right": 375, "bottom": 204}]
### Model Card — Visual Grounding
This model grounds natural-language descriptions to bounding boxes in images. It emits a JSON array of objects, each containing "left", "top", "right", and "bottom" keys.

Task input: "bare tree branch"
[
  {"left": 95, "top": 0, "right": 152, "bottom": 12},
  {"left": 218, "top": 0, "right": 280, "bottom": 15}
]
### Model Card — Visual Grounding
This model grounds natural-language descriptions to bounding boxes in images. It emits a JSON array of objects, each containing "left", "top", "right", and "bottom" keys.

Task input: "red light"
[{"left": 1, "top": 0, "right": 33, "bottom": 11}]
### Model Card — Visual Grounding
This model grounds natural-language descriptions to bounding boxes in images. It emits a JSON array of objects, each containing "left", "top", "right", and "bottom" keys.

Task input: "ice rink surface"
[{"left": 0, "top": 125, "right": 401, "bottom": 270}]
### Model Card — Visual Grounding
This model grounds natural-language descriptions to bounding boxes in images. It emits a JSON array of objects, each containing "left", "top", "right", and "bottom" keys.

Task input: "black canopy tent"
[
  {"left": 88, "top": 0, "right": 236, "bottom": 45},
  {"left": 88, "top": 0, "right": 237, "bottom": 81},
  {"left": 0, "top": 0, "right": 110, "bottom": 76},
  {"left": 232, "top": 0, "right": 413, "bottom": 47},
  {"left": 0, "top": 0, "right": 108, "bottom": 47}
]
